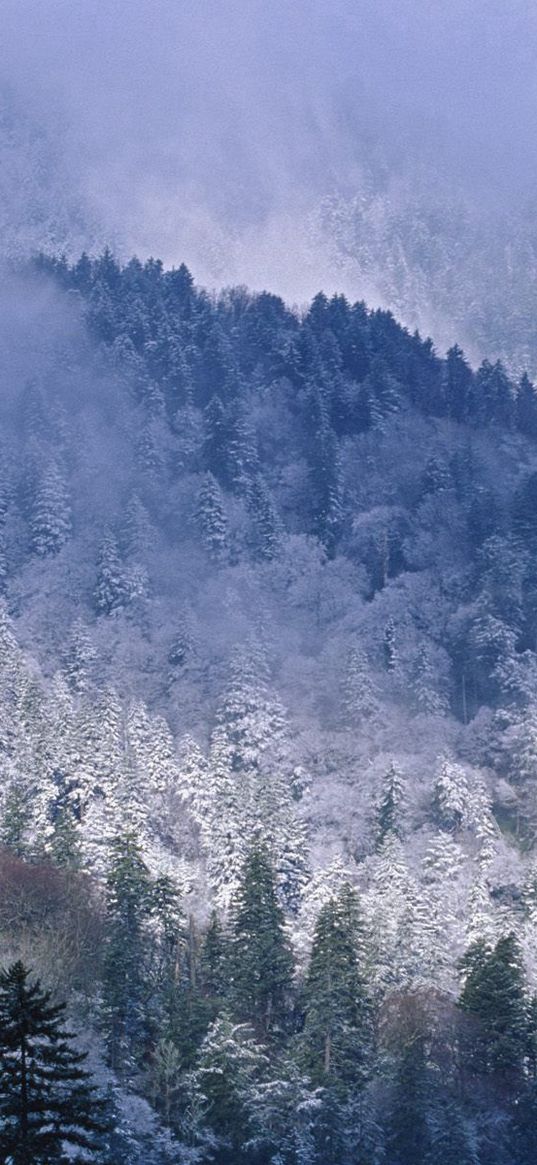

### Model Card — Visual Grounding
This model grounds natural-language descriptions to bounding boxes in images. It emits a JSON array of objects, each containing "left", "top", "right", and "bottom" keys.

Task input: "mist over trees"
[{"left": 1, "top": 253, "right": 537, "bottom": 1159}]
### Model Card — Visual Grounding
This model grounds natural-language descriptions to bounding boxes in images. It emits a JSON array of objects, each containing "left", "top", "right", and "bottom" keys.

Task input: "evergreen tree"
[
  {"left": 229, "top": 843, "right": 294, "bottom": 1036},
  {"left": 0, "top": 768, "right": 33, "bottom": 856},
  {"left": 432, "top": 757, "right": 469, "bottom": 833},
  {"left": 359, "top": 356, "right": 401, "bottom": 429},
  {"left": 226, "top": 406, "right": 260, "bottom": 495},
  {"left": 28, "top": 459, "right": 71, "bottom": 557},
  {"left": 94, "top": 526, "right": 129, "bottom": 615},
  {"left": 103, "top": 832, "right": 154, "bottom": 1072},
  {"left": 517, "top": 372, "right": 537, "bottom": 439},
  {"left": 411, "top": 642, "right": 448, "bottom": 715},
  {"left": 301, "top": 885, "right": 372, "bottom": 1091},
  {"left": 199, "top": 910, "right": 229, "bottom": 1018},
  {"left": 246, "top": 474, "right": 283, "bottom": 561},
  {"left": 63, "top": 618, "right": 97, "bottom": 693},
  {"left": 203, "top": 395, "right": 229, "bottom": 483},
  {"left": 376, "top": 763, "right": 405, "bottom": 849},
  {"left": 196, "top": 471, "right": 229, "bottom": 561},
  {"left": 0, "top": 961, "right": 108, "bottom": 1164},
  {"left": 444, "top": 344, "right": 473, "bottom": 422},
  {"left": 386, "top": 1026, "right": 432, "bottom": 1165},
  {"left": 307, "top": 403, "right": 343, "bottom": 557},
  {"left": 459, "top": 934, "right": 527, "bottom": 1083},
  {"left": 383, "top": 617, "right": 398, "bottom": 672},
  {"left": 123, "top": 492, "right": 156, "bottom": 558},
  {"left": 184, "top": 1014, "right": 266, "bottom": 1165},
  {"left": 341, "top": 644, "right": 378, "bottom": 727}
]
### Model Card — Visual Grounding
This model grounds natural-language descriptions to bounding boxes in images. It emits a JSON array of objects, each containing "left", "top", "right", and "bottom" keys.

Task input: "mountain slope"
[{"left": 2, "top": 254, "right": 537, "bottom": 1159}]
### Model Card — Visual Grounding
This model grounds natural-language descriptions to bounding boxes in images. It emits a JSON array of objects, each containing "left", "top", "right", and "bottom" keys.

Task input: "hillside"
[{"left": 2, "top": 253, "right": 537, "bottom": 1161}]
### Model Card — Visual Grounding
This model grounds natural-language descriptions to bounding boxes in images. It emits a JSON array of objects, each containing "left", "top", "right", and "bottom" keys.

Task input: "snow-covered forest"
[{"left": 1, "top": 251, "right": 537, "bottom": 1161}]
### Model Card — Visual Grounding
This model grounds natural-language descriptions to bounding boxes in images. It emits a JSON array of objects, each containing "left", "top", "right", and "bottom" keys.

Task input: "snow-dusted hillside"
[{"left": 2, "top": 254, "right": 537, "bottom": 1160}]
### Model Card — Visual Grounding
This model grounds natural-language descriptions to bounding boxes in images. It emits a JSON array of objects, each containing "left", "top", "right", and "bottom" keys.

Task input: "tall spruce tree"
[
  {"left": 94, "top": 526, "right": 129, "bottom": 615},
  {"left": 103, "top": 832, "right": 154, "bottom": 1072},
  {"left": 196, "top": 471, "right": 229, "bottom": 561},
  {"left": 300, "top": 885, "right": 373, "bottom": 1165},
  {"left": 0, "top": 961, "right": 108, "bottom": 1164},
  {"left": 458, "top": 933, "right": 527, "bottom": 1083},
  {"left": 229, "top": 843, "right": 294, "bottom": 1036},
  {"left": 301, "top": 885, "right": 372, "bottom": 1089},
  {"left": 386, "top": 1024, "right": 432, "bottom": 1165},
  {"left": 376, "top": 763, "right": 405, "bottom": 850}
]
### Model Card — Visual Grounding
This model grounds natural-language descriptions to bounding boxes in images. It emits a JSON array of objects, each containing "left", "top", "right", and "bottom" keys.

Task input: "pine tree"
[
  {"left": 196, "top": 471, "right": 229, "bottom": 561},
  {"left": 94, "top": 526, "right": 128, "bottom": 615},
  {"left": 194, "top": 641, "right": 307, "bottom": 909},
  {"left": 308, "top": 408, "right": 343, "bottom": 556},
  {"left": 376, "top": 763, "right": 405, "bottom": 849},
  {"left": 444, "top": 344, "right": 473, "bottom": 422},
  {"left": 340, "top": 644, "right": 378, "bottom": 727},
  {"left": 383, "top": 617, "right": 398, "bottom": 672},
  {"left": 0, "top": 961, "right": 108, "bottom": 1164},
  {"left": 28, "top": 459, "right": 71, "bottom": 557},
  {"left": 301, "top": 885, "right": 372, "bottom": 1091},
  {"left": 123, "top": 492, "right": 156, "bottom": 559},
  {"left": 246, "top": 1060, "right": 321, "bottom": 1165},
  {"left": 246, "top": 475, "right": 283, "bottom": 561},
  {"left": 459, "top": 933, "right": 527, "bottom": 1082},
  {"left": 359, "top": 356, "right": 401, "bottom": 430},
  {"left": 184, "top": 1014, "right": 266, "bottom": 1165},
  {"left": 517, "top": 372, "right": 537, "bottom": 439},
  {"left": 103, "top": 832, "right": 154, "bottom": 1072},
  {"left": 226, "top": 406, "right": 260, "bottom": 495},
  {"left": 63, "top": 618, "right": 97, "bottom": 693},
  {"left": 411, "top": 642, "right": 448, "bottom": 715},
  {"left": 229, "top": 843, "right": 294, "bottom": 1036},
  {"left": 199, "top": 910, "right": 229, "bottom": 1018},
  {"left": 203, "top": 394, "right": 229, "bottom": 483},
  {"left": 432, "top": 757, "right": 469, "bottom": 832},
  {"left": 386, "top": 1026, "right": 432, "bottom": 1165}
]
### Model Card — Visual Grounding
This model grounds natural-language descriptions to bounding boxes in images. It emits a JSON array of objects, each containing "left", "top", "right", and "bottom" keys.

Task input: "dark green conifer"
[
  {"left": 376, "top": 763, "right": 405, "bottom": 850},
  {"left": 459, "top": 933, "right": 527, "bottom": 1081},
  {"left": 103, "top": 832, "right": 153, "bottom": 1072},
  {"left": 0, "top": 961, "right": 108, "bottom": 1164},
  {"left": 229, "top": 843, "right": 294, "bottom": 1036},
  {"left": 302, "top": 885, "right": 372, "bottom": 1090}
]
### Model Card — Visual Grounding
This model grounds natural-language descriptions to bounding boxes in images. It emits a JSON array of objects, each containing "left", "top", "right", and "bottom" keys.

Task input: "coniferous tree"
[
  {"left": 300, "top": 886, "right": 374, "bottom": 1165},
  {"left": 341, "top": 645, "right": 378, "bottom": 727},
  {"left": 0, "top": 961, "right": 108, "bottom": 1164},
  {"left": 63, "top": 618, "right": 97, "bottom": 693},
  {"left": 94, "top": 526, "right": 128, "bottom": 615},
  {"left": 376, "top": 763, "right": 405, "bottom": 850},
  {"left": 203, "top": 395, "right": 229, "bottom": 483},
  {"left": 383, "top": 617, "right": 398, "bottom": 672},
  {"left": 229, "top": 843, "right": 294, "bottom": 1036},
  {"left": 227, "top": 406, "right": 260, "bottom": 495},
  {"left": 103, "top": 832, "right": 154, "bottom": 1072},
  {"left": 199, "top": 910, "right": 230, "bottom": 1019},
  {"left": 196, "top": 471, "right": 229, "bottom": 561},
  {"left": 184, "top": 1014, "right": 265, "bottom": 1165},
  {"left": 28, "top": 459, "right": 71, "bottom": 557},
  {"left": 517, "top": 372, "right": 537, "bottom": 439},
  {"left": 301, "top": 885, "right": 372, "bottom": 1090},
  {"left": 246, "top": 474, "right": 283, "bottom": 561},
  {"left": 386, "top": 1023, "right": 432, "bottom": 1165},
  {"left": 359, "top": 356, "right": 401, "bottom": 430},
  {"left": 444, "top": 344, "right": 473, "bottom": 422},
  {"left": 459, "top": 933, "right": 527, "bottom": 1083},
  {"left": 307, "top": 398, "right": 343, "bottom": 557}
]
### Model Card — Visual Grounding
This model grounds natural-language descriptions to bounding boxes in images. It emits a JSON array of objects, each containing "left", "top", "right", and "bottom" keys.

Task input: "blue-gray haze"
[{"left": 2, "top": 0, "right": 537, "bottom": 362}]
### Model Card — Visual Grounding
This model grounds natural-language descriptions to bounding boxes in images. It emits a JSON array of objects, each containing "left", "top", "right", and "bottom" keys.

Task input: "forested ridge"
[{"left": 2, "top": 252, "right": 537, "bottom": 1160}]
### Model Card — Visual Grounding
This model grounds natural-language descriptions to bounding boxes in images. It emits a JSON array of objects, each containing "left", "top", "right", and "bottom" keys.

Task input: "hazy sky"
[{"left": 2, "top": 0, "right": 537, "bottom": 300}]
